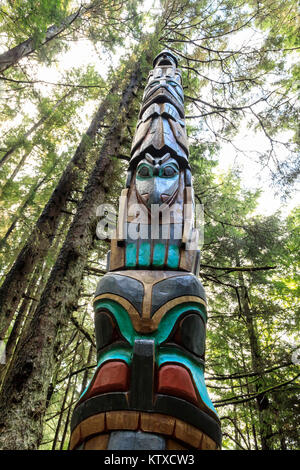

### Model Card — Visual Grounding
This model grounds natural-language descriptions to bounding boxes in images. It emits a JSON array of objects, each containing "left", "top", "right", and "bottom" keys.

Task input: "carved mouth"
[
  {"left": 136, "top": 188, "right": 179, "bottom": 210},
  {"left": 157, "top": 58, "right": 174, "bottom": 66},
  {"left": 71, "top": 359, "right": 221, "bottom": 450},
  {"left": 139, "top": 192, "right": 171, "bottom": 205},
  {"left": 77, "top": 360, "right": 200, "bottom": 409}
]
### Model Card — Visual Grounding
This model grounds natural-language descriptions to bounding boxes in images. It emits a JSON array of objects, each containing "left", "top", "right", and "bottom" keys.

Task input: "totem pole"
[{"left": 69, "top": 51, "right": 221, "bottom": 450}]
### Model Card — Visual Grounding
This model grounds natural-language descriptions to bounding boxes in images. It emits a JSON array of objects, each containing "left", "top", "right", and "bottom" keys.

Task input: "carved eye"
[
  {"left": 167, "top": 80, "right": 177, "bottom": 86},
  {"left": 167, "top": 80, "right": 183, "bottom": 99},
  {"left": 94, "top": 310, "right": 123, "bottom": 360},
  {"left": 167, "top": 80, "right": 181, "bottom": 90},
  {"left": 149, "top": 80, "right": 160, "bottom": 88},
  {"left": 160, "top": 165, "right": 178, "bottom": 177},
  {"left": 137, "top": 165, "right": 152, "bottom": 178},
  {"left": 169, "top": 313, "right": 206, "bottom": 357}
]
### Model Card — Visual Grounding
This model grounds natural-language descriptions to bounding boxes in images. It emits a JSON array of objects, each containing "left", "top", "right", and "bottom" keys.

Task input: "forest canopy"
[{"left": 0, "top": 0, "right": 299, "bottom": 451}]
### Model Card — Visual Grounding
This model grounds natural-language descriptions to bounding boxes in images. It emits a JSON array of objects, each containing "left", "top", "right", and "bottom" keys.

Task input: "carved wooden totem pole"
[{"left": 69, "top": 51, "right": 222, "bottom": 450}]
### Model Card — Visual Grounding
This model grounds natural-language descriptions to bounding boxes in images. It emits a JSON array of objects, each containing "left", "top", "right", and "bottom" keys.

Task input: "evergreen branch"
[
  {"left": 201, "top": 264, "right": 277, "bottom": 272},
  {"left": 206, "top": 362, "right": 293, "bottom": 381},
  {"left": 213, "top": 373, "right": 300, "bottom": 407},
  {"left": 0, "top": 76, "right": 104, "bottom": 88},
  {"left": 70, "top": 315, "right": 96, "bottom": 348}
]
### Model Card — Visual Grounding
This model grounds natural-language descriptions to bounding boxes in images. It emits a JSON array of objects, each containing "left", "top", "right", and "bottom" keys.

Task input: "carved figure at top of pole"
[
  {"left": 129, "top": 50, "right": 188, "bottom": 173},
  {"left": 108, "top": 49, "right": 197, "bottom": 274}
]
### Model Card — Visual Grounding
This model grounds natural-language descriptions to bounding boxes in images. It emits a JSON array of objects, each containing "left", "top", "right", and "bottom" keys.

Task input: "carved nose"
[
  {"left": 129, "top": 339, "right": 155, "bottom": 409},
  {"left": 149, "top": 176, "right": 165, "bottom": 207}
]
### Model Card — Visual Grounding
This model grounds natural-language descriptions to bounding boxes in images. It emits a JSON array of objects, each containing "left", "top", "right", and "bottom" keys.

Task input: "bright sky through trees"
[{"left": 0, "top": 0, "right": 297, "bottom": 217}]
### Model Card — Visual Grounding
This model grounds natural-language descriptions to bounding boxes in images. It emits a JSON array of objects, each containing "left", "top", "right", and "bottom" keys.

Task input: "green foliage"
[{"left": 0, "top": 0, "right": 70, "bottom": 45}]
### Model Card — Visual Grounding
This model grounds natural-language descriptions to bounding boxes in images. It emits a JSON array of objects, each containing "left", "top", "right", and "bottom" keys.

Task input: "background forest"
[{"left": 0, "top": 0, "right": 299, "bottom": 451}]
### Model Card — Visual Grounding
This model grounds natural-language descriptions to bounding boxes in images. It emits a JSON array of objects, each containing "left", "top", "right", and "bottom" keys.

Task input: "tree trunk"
[
  {"left": 79, "top": 344, "right": 94, "bottom": 396},
  {"left": 52, "top": 335, "right": 81, "bottom": 450},
  {"left": 4, "top": 148, "right": 33, "bottom": 187},
  {"left": 0, "top": 58, "right": 146, "bottom": 450},
  {"left": 237, "top": 272, "right": 273, "bottom": 450},
  {"left": 239, "top": 342, "right": 255, "bottom": 449},
  {"left": 0, "top": 80, "right": 119, "bottom": 341},
  {"left": 0, "top": 214, "right": 69, "bottom": 391},
  {"left": 0, "top": 267, "right": 40, "bottom": 386},
  {"left": 59, "top": 372, "right": 78, "bottom": 450}
]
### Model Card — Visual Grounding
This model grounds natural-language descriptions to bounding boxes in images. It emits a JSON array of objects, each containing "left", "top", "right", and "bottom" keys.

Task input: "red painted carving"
[
  {"left": 85, "top": 361, "right": 129, "bottom": 400},
  {"left": 157, "top": 364, "right": 198, "bottom": 405}
]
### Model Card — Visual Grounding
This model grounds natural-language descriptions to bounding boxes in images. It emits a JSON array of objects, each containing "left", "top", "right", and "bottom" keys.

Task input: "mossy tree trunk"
[{"left": 0, "top": 81, "right": 119, "bottom": 341}]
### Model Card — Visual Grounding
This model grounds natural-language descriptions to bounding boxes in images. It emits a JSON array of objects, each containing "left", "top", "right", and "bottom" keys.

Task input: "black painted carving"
[
  {"left": 151, "top": 275, "right": 207, "bottom": 316},
  {"left": 129, "top": 339, "right": 155, "bottom": 409}
]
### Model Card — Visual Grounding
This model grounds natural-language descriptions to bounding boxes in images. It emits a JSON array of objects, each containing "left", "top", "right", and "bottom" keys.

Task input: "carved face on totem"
[
  {"left": 72, "top": 271, "right": 221, "bottom": 449},
  {"left": 153, "top": 50, "right": 178, "bottom": 68},
  {"left": 135, "top": 153, "right": 180, "bottom": 209},
  {"left": 140, "top": 51, "right": 184, "bottom": 119},
  {"left": 143, "top": 73, "right": 184, "bottom": 107},
  {"left": 142, "top": 67, "right": 184, "bottom": 115}
]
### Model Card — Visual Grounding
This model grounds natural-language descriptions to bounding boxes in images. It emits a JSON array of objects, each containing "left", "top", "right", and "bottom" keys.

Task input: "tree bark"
[
  {"left": 0, "top": 80, "right": 118, "bottom": 341},
  {"left": 0, "top": 215, "right": 68, "bottom": 389},
  {"left": 0, "top": 267, "right": 40, "bottom": 386},
  {"left": 51, "top": 335, "right": 81, "bottom": 450},
  {"left": 0, "top": 58, "right": 145, "bottom": 449},
  {"left": 237, "top": 271, "right": 273, "bottom": 450}
]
